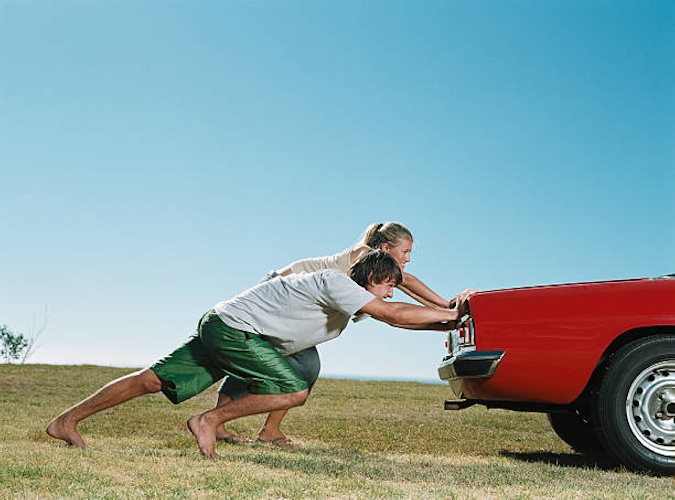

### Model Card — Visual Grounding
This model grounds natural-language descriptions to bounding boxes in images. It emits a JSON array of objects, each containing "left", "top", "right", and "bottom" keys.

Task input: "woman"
[{"left": 216, "top": 222, "right": 456, "bottom": 445}]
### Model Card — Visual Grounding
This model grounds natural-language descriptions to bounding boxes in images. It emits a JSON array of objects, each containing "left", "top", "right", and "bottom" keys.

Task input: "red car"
[{"left": 438, "top": 274, "right": 675, "bottom": 476}]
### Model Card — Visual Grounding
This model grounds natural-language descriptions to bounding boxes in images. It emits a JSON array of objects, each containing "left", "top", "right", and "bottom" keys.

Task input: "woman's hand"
[{"left": 454, "top": 289, "right": 478, "bottom": 317}]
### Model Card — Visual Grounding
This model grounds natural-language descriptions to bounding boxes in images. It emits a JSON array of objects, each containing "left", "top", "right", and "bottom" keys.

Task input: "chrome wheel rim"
[{"left": 626, "top": 360, "right": 675, "bottom": 457}]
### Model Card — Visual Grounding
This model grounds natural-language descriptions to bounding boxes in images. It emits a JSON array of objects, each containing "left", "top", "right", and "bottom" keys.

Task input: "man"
[{"left": 47, "top": 250, "right": 470, "bottom": 457}]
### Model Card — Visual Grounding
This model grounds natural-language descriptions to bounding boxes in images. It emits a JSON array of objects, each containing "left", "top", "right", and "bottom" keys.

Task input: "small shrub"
[{"left": 1, "top": 325, "right": 34, "bottom": 364}]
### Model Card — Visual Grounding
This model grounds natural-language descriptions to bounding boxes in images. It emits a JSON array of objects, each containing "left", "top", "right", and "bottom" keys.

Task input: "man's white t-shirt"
[{"left": 213, "top": 269, "right": 375, "bottom": 356}]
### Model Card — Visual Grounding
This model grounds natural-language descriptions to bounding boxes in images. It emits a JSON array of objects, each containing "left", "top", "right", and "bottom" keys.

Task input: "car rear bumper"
[{"left": 437, "top": 350, "right": 505, "bottom": 381}]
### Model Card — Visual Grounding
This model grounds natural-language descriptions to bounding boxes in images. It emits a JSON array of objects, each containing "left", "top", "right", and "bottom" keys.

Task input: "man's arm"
[{"left": 359, "top": 299, "right": 459, "bottom": 331}]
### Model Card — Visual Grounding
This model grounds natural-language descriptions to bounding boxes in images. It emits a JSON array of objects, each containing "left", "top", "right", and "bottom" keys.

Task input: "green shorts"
[{"left": 150, "top": 311, "right": 308, "bottom": 404}]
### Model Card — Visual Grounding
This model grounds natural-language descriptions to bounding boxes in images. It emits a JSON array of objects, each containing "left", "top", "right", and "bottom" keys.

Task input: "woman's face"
[{"left": 380, "top": 237, "right": 412, "bottom": 269}]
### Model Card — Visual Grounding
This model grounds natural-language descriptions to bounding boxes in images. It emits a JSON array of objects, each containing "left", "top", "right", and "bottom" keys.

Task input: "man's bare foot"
[
  {"left": 46, "top": 416, "right": 87, "bottom": 448},
  {"left": 187, "top": 415, "right": 219, "bottom": 458}
]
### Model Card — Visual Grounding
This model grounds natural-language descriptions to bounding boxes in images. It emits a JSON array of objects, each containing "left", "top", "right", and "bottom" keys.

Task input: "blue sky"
[{"left": 1, "top": 1, "right": 673, "bottom": 381}]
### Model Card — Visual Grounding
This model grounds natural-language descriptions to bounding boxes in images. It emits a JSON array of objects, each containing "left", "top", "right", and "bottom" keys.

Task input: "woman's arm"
[
  {"left": 346, "top": 245, "right": 453, "bottom": 309},
  {"left": 399, "top": 272, "right": 454, "bottom": 309},
  {"left": 278, "top": 243, "right": 459, "bottom": 310},
  {"left": 276, "top": 266, "right": 293, "bottom": 277}
]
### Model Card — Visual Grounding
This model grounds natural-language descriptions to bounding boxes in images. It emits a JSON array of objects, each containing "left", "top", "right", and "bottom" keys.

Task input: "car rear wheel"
[
  {"left": 593, "top": 334, "right": 675, "bottom": 476},
  {"left": 547, "top": 410, "right": 602, "bottom": 454}
]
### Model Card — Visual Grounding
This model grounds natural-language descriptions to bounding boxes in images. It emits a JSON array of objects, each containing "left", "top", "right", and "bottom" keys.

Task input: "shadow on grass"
[
  {"left": 217, "top": 444, "right": 626, "bottom": 487},
  {"left": 499, "top": 449, "right": 621, "bottom": 472},
  {"left": 218, "top": 445, "right": 507, "bottom": 485}
]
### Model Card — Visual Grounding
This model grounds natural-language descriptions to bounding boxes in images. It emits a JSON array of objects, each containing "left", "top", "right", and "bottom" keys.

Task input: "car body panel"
[{"left": 444, "top": 277, "right": 675, "bottom": 405}]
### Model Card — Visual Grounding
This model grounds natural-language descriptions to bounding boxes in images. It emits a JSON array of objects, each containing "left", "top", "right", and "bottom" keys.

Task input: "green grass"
[{"left": 1, "top": 364, "right": 672, "bottom": 498}]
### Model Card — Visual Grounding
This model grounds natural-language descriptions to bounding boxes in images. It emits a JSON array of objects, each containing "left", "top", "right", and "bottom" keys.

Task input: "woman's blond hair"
[{"left": 362, "top": 222, "right": 413, "bottom": 249}]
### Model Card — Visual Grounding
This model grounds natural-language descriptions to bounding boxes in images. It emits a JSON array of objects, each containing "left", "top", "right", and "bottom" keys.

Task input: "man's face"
[{"left": 366, "top": 278, "right": 397, "bottom": 299}]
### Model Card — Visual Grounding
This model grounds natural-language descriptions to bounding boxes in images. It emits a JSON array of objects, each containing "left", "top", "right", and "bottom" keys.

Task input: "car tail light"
[
  {"left": 457, "top": 316, "right": 475, "bottom": 346},
  {"left": 445, "top": 315, "right": 476, "bottom": 357}
]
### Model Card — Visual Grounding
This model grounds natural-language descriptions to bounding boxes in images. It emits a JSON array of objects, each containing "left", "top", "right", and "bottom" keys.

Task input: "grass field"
[{"left": 1, "top": 364, "right": 672, "bottom": 498}]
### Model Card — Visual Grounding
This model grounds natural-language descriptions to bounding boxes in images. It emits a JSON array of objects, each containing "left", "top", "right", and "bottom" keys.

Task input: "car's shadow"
[{"left": 499, "top": 450, "right": 621, "bottom": 471}]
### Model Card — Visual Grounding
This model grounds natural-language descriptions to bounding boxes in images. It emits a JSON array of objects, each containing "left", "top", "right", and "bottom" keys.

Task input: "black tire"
[
  {"left": 593, "top": 334, "right": 675, "bottom": 476},
  {"left": 547, "top": 410, "right": 602, "bottom": 454}
]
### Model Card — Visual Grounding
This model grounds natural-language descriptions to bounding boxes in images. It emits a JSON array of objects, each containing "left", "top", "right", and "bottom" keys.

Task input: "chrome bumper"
[{"left": 437, "top": 350, "right": 505, "bottom": 381}]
